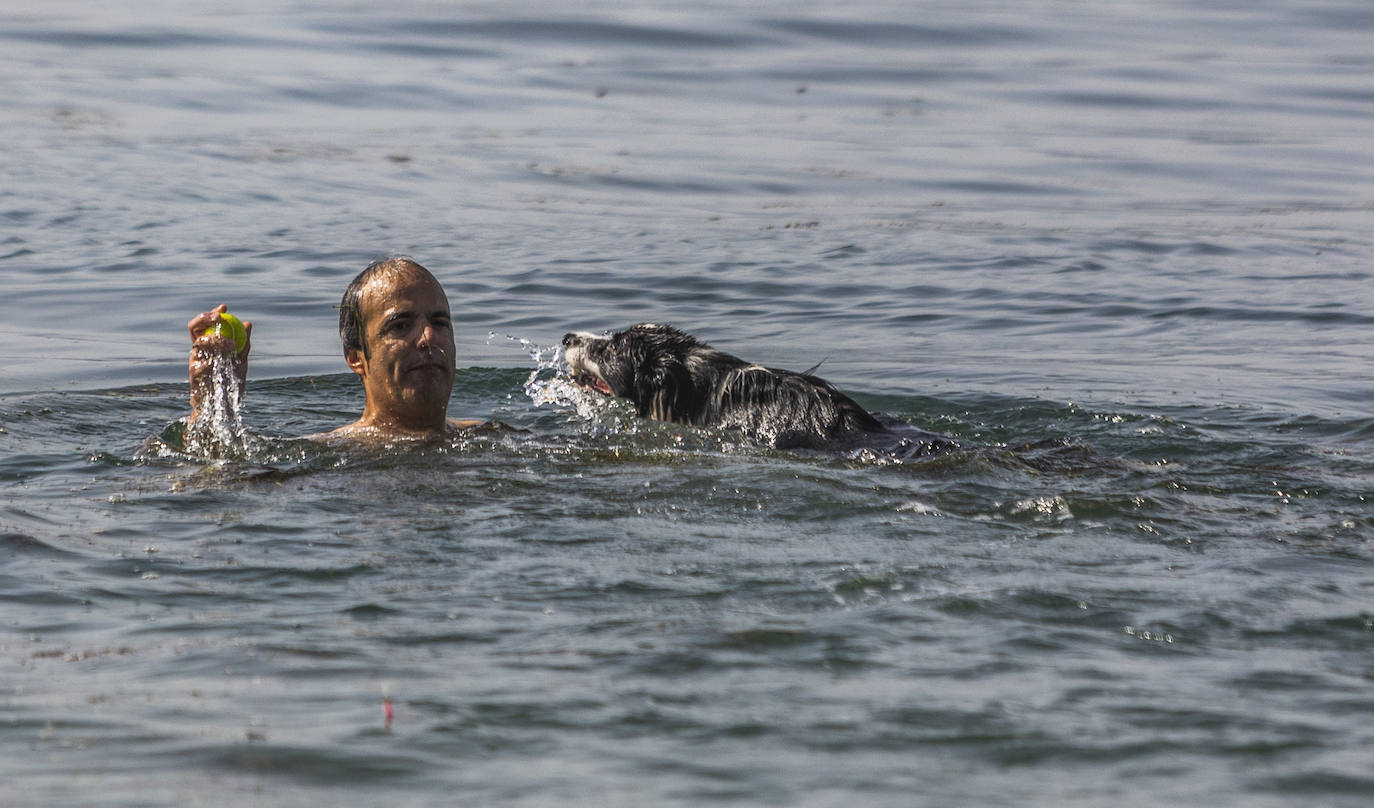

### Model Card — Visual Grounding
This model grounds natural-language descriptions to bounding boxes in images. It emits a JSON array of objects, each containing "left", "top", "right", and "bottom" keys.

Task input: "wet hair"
[{"left": 337, "top": 257, "right": 439, "bottom": 360}]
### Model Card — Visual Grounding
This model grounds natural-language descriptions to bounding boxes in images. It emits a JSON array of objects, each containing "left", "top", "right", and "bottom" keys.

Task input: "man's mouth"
[
  {"left": 405, "top": 348, "right": 449, "bottom": 373},
  {"left": 407, "top": 360, "right": 447, "bottom": 374}
]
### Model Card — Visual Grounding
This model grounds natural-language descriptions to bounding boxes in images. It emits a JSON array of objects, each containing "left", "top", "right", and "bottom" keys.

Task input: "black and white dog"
[{"left": 561, "top": 323, "right": 957, "bottom": 454}]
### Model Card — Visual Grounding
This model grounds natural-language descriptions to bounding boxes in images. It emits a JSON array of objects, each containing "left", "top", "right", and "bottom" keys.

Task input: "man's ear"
[{"left": 345, "top": 347, "right": 367, "bottom": 378}]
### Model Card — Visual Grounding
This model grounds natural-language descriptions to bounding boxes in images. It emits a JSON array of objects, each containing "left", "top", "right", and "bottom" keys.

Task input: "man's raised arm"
[{"left": 187, "top": 303, "right": 252, "bottom": 422}]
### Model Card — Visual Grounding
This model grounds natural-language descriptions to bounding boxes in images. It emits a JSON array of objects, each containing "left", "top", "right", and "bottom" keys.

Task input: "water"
[
  {"left": 3, "top": 1, "right": 1373, "bottom": 805},
  {"left": 179, "top": 351, "right": 252, "bottom": 458}
]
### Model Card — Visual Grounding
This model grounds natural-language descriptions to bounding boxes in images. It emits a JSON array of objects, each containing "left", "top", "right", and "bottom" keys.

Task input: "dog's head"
[{"left": 561, "top": 323, "right": 704, "bottom": 422}]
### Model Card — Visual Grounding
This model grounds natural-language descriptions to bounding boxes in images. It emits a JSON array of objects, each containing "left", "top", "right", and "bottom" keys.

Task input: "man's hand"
[{"left": 188, "top": 304, "right": 252, "bottom": 420}]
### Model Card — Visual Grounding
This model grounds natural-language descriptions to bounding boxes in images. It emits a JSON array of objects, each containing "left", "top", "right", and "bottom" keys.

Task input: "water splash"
[
  {"left": 184, "top": 352, "right": 252, "bottom": 459},
  {"left": 490, "top": 331, "right": 608, "bottom": 421}
]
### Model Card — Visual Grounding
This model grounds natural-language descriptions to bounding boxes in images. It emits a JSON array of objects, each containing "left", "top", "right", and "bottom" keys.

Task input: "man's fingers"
[{"left": 187, "top": 304, "right": 230, "bottom": 341}]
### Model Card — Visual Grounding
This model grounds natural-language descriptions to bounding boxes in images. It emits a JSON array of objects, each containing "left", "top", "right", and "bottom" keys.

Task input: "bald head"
[{"left": 339, "top": 257, "right": 442, "bottom": 359}]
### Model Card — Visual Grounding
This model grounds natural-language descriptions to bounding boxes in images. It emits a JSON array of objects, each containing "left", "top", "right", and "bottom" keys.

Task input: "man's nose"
[{"left": 417, "top": 320, "right": 439, "bottom": 347}]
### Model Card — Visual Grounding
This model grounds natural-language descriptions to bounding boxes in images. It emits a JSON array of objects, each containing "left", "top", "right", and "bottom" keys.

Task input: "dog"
[{"left": 561, "top": 323, "right": 958, "bottom": 454}]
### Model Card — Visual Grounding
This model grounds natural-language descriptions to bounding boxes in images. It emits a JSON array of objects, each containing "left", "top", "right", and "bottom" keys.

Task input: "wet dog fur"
[{"left": 561, "top": 323, "right": 957, "bottom": 453}]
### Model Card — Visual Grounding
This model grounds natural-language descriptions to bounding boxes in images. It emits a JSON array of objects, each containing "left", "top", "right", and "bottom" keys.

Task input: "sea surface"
[{"left": 2, "top": 1, "right": 1373, "bottom": 805}]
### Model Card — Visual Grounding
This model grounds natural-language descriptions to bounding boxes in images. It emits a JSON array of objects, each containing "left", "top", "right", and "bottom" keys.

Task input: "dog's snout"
[{"left": 562, "top": 333, "right": 578, "bottom": 348}]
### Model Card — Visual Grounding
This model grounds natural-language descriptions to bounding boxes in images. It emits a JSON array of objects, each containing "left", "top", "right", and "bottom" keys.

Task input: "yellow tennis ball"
[{"left": 205, "top": 312, "right": 248, "bottom": 353}]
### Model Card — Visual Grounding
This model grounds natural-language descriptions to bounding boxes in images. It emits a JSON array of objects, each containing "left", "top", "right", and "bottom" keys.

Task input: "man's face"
[{"left": 348, "top": 269, "right": 456, "bottom": 427}]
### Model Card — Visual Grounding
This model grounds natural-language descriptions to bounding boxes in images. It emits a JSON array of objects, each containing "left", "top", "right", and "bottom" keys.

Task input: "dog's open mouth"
[{"left": 570, "top": 372, "right": 613, "bottom": 395}]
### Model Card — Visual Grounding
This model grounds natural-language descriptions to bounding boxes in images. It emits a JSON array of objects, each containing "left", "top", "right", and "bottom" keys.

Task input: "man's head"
[{"left": 338, "top": 258, "right": 456, "bottom": 432}]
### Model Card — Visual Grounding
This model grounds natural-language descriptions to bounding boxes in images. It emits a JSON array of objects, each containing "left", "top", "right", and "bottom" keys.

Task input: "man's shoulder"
[{"left": 306, "top": 418, "right": 499, "bottom": 443}]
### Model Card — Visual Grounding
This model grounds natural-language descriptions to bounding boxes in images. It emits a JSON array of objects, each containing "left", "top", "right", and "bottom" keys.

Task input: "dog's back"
[
  {"left": 701, "top": 360, "right": 887, "bottom": 449},
  {"left": 564, "top": 323, "right": 957, "bottom": 454}
]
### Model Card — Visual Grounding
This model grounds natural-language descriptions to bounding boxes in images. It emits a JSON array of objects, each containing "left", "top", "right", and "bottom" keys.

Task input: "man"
[{"left": 188, "top": 257, "right": 483, "bottom": 439}]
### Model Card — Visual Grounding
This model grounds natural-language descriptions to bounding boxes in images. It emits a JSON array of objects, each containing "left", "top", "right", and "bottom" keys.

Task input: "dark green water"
[{"left": 4, "top": 366, "right": 1371, "bottom": 805}]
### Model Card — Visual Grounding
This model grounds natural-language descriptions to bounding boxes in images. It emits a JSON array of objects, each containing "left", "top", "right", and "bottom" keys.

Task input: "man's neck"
[{"left": 354, "top": 401, "right": 450, "bottom": 437}]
